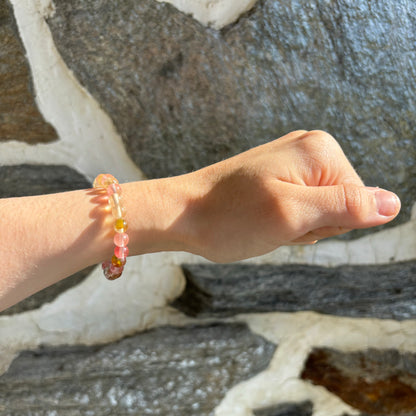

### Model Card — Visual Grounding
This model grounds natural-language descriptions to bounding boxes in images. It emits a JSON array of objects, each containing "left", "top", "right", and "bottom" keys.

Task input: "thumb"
[{"left": 302, "top": 183, "right": 401, "bottom": 230}]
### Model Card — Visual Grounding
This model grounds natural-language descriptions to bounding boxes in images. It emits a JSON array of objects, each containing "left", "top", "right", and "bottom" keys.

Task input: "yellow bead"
[
  {"left": 114, "top": 218, "right": 128, "bottom": 232},
  {"left": 112, "top": 204, "right": 126, "bottom": 219},
  {"left": 108, "top": 193, "right": 122, "bottom": 210},
  {"left": 93, "top": 174, "right": 119, "bottom": 189}
]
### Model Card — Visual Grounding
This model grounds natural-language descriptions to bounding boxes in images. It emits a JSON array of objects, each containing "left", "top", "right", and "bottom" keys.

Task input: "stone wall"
[{"left": 0, "top": 1, "right": 415, "bottom": 415}]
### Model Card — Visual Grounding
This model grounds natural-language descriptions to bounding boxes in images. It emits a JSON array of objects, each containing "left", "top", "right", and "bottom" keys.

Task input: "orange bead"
[{"left": 111, "top": 255, "right": 126, "bottom": 267}]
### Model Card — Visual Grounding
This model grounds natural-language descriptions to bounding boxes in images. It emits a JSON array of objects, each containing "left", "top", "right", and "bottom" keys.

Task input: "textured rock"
[
  {"left": 0, "top": 0, "right": 57, "bottom": 143},
  {"left": 173, "top": 262, "right": 416, "bottom": 320},
  {"left": 0, "top": 323, "right": 276, "bottom": 416},
  {"left": 0, "top": 164, "right": 92, "bottom": 315},
  {"left": 0, "top": 164, "right": 90, "bottom": 197},
  {"left": 253, "top": 401, "right": 313, "bottom": 416},
  {"left": 301, "top": 348, "right": 416, "bottom": 415},
  {"left": 47, "top": 0, "right": 415, "bottom": 236}
]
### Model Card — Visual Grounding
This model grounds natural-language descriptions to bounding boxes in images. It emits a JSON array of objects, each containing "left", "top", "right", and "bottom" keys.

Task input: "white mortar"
[
  {"left": 4, "top": 0, "right": 143, "bottom": 183},
  {"left": 157, "top": 0, "right": 259, "bottom": 29}
]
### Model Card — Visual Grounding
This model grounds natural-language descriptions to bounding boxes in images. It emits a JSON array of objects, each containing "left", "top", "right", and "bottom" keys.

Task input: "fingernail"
[{"left": 375, "top": 190, "right": 401, "bottom": 217}]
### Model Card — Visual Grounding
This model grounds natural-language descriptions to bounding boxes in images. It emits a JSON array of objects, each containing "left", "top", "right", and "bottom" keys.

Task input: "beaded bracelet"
[{"left": 93, "top": 174, "right": 129, "bottom": 280}]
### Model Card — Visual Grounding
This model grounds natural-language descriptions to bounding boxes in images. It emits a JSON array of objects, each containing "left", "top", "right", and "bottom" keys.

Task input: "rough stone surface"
[
  {"left": 47, "top": 0, "right": 415, "bottom": 236},
  {"left": 301, "top": 348, "right": 416, "bottom": 415},
  {"left": 0, "top": 0, "right": 57, "bottom": 143},
  {"left": 0, "top": 164, "right": 90, "bottom": 197},
  {"left": 173, "top": 262, "right": 416, "bottom": 320},
  {"left": 0, "top": 164, "right": 92, "bottom": 315},
  {"left": 253, "top": 401, "right": 313, "bottom": 416},
  {"left": 0, "top": 323, "right": 276, "bottom": 416}
]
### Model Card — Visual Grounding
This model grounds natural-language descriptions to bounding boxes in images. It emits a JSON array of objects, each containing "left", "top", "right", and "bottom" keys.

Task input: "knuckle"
[
  {"left": 294, "top": 131, "right": 345, "bottom": 174},
  {"left": 303, "top": 130, "right": 338, "bottom": 148},
  {"left": 294, "top": 130, "right": 339, "bottom": 155},
  {"left": 341, "top": 183, "right": 367, "bottom": 222}
]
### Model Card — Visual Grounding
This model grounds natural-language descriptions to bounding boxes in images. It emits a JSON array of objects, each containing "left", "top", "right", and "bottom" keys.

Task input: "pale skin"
[{"left": 0, "top": 130, "right": 401, "bottom": 311}]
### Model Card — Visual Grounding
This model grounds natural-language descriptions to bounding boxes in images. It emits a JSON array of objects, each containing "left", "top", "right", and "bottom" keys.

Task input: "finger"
[{"left": 296, "top": 183, "right": 401, "bottom": 231}]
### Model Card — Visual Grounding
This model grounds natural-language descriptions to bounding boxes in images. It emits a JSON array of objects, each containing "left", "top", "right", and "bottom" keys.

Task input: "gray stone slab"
[
  {"left": 47, "top": 0, "right": 415, "bottom": 238},
  {"left": 302, "top": 348, "right": 416, "bottom": 415},
  {"left": 0, "top": 323, "right": 277, "bottom": 416},
  {"left": 173, "top": 262, "right": 416, "bottom": 320},
  {"left": 0, "top": 164, "right": 90, "bottom": 197},
  {"left": 0, "top": 164, "right": 92, "bottom": 315},
  {"left": 0, "top": 0, "right": 57, "bottom": 143},
  {"left": 254, "top": 401, "right": 313, "bottom": 416}
]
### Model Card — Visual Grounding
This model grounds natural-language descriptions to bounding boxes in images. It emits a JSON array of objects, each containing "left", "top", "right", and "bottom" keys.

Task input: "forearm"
[{"left": 0, "top": 177, "right": 192, "bottom": 311}]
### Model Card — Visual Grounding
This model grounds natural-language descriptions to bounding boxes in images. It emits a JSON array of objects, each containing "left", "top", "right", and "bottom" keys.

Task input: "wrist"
[{"left": 122, "top": 175, "right": 198, "bottom": 256}]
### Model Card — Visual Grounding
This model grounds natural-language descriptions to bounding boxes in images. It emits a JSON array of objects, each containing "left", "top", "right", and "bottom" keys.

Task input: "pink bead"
[
  {"left": 106, "top": 183, "right": 122, "bottom": 196},
  {"left": 110, "top": 264, "right": 123, "bottom": 275},
  {"left": 102, "top": 260, "right": 112, "bottom": 273},
  {"left": 105, "top": 269, "right": 122, "bottom": 280},
  {"left": 114, "top": 246, "right": 129, "bottom": 259},
  {"left": 114, "top": 232, "right": 129, "bottom": 247},
  {"left": 102, "top": 262, "right": 123, "bottom": 280}
]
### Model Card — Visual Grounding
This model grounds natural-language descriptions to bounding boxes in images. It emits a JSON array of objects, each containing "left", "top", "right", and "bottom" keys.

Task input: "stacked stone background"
[{"left": 0, "top": 0, "right": 415, "bottom": 415}]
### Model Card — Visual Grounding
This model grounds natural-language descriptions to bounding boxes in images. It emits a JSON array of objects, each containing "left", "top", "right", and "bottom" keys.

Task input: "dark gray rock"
[
  {"left": 302, "top": 348, "right": 416, "bottom": 415},
  {"left": 173, "top": 262, "right": 416, "bottom": 320},
  {"left": 0, "top": 164, "right": 90, "bottom": 197},
  {"left": 0, "top": 164, "right": 92, "bottom": 315},
  {"left": 0, "top": 0, "right": 57, "bottom": 143},
  {"left": 254, "top": 401, "right": 313, "bottom": 416},
  {"left": 47, "top": 0, "right": 415, "bottom": 237},
  {"left": 0, "top": 323, "right": 277, "bottom": 416}
]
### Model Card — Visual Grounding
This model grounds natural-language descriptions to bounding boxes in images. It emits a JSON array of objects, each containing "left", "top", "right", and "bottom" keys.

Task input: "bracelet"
[{"left": 93, "top": 174, "right": 129, "bottom": 280}]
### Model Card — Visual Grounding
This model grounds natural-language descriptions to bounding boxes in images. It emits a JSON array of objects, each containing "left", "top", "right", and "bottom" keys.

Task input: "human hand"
[{"left": 177, "top": 130, "right": 401, "bottom": 262}]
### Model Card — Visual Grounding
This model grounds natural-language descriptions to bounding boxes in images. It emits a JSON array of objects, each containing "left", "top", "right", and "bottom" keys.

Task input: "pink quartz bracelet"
[{"left": 93, "top": 174, "right": 129, "bottom": 280}]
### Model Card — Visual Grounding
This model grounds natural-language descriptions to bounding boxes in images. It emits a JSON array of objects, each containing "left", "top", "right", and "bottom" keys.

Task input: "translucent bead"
[
  {"left": 102, "top": 260, "right": 112, "bottom": 274},
  {"left": 106, "top": 183, "right": 122, "bottom": 196},
  {"left": 93, "top": 174, "right": 118, "bottom": 189},
  {"left": 105, "top": 268, "right": 123, "bottom": 280},
  {"left": 112, "top": 204, "right": 126, "bottom": 219},
  {"left": 111, "top": 255, "right": 126, "bottom": 267},
  {"left": 102, "top": 261, "right": 123, "bottom": 280},
  {"left": 110, "top": 264, "right": 123, "bottom": 275},
  {"left": 108, "top": 193, "right": 122, "bottom": 209},
  {"left": 114, "top": 246, "right": 129, "bottom": 259},
  {"left": 114, "top": 218, "right": 128, "bottom": 232},
  {"left": 93, "top": 174, "right": 109, "bottom": 189},
  {"left": 114, "top": 232, "right": 129, "bottom": 247}
]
